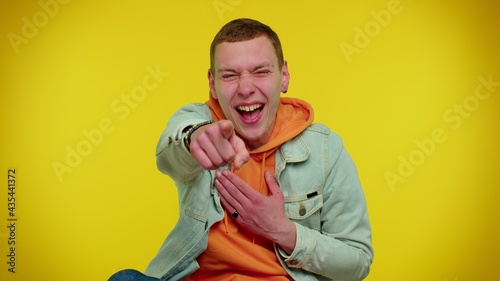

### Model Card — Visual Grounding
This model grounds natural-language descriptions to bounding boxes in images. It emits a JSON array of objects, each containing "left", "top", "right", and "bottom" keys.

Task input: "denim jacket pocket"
[{"left": 284, "top": 188, "right": 323, "bottom": 231}]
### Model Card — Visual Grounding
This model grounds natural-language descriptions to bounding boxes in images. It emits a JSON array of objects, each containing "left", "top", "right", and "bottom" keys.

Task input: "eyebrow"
[{"left": 218, "top": 62, "right": 274, "bottom": 73}]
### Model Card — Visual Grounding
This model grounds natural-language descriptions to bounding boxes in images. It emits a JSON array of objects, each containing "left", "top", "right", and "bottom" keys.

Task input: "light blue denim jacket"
[{"left": 145, "top": 103, "right": 373, "bottom": 281}]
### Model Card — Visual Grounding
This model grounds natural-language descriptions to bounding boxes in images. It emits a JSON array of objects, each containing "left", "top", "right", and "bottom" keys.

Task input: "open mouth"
[{"left": 236, "top": 104, "right": 263, "bottom": 122}]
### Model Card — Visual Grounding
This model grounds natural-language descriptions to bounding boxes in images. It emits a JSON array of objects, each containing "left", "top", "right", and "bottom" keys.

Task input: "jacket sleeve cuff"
[{"left": 277, "top": 222, "right": 316, "bottom": 269}]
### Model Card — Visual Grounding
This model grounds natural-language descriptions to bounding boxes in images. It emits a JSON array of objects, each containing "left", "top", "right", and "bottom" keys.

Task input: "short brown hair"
[{"left": 210, "top": 18, "right": 284, "bottom": 73}]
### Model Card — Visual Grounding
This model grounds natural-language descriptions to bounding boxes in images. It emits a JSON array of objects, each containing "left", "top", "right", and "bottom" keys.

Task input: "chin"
[{"left": 242, "top": 134, "right": 265, "bottom": 148}]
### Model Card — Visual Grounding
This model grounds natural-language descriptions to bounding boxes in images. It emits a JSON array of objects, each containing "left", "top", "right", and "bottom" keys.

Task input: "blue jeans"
[{"left": 108, "top": 269, "right": 160, "bottom": 281}]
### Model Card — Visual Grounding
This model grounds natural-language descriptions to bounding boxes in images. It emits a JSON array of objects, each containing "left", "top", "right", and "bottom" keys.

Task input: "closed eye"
[
  {"left": 254, "top": 70, "right": 271, "bottom": 77},
  {"left": 220, "top": 73, "right": 238, "bottom": 81}
]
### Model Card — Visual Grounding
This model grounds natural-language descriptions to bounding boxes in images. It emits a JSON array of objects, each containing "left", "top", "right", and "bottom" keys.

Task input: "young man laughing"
[{"left": 109, "top": 18, "right": 373, "bottom": 281}]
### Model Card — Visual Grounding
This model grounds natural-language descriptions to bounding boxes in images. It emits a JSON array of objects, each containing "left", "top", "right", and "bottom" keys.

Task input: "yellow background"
[{"left": 1, "top": 0, "right": 499, "bottom": 280}]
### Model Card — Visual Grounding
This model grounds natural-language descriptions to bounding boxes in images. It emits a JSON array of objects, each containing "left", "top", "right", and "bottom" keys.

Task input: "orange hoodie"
[{"left": 185, "top": 96, "right": 314, "bottom": 281}]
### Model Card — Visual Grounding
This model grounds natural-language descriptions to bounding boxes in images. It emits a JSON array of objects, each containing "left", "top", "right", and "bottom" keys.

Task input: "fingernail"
[
  {"left": 222, "top": 170, "right": 229, "bottom": 176},
  {"left": 216, "top": 170, "right": 221, "bottom": 178}
]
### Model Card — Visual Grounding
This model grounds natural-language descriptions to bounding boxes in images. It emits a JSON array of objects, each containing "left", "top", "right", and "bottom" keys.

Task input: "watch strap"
[{"left": 184, "top": 120, "right": 214, "bottom": 149}]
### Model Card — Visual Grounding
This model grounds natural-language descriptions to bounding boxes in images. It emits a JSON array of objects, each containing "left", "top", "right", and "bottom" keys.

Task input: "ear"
[
  {"left": 208, "top": 69, "right": 218, "bottom": 99},
  {"left": 280, "top": 61, "right": 290, "bottom": 93}
]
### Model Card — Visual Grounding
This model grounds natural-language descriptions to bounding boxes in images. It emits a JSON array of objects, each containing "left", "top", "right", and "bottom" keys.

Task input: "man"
[{"left": 109, "top": 18, "right": 373, "bottom": 281}]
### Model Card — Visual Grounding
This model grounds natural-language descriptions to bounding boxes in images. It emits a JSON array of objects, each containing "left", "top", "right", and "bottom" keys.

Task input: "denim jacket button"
[{"left": 299, "top": 203, "right": 306, "bottom": 216}]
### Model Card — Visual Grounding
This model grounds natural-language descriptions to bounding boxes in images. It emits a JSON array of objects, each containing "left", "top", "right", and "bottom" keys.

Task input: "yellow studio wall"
[{"left": 0, "top": 0, "right": 499, "bottom": 280}]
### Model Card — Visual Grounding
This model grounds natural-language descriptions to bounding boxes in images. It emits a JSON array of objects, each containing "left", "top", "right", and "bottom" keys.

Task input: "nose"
[{"left": 237, "top": 73, "right": 255, "bottom": 97}]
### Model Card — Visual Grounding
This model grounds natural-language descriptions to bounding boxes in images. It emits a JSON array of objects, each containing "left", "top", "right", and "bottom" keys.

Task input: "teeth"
[{"left": 237, "top": 104, "right": 262, "bottom": 112}]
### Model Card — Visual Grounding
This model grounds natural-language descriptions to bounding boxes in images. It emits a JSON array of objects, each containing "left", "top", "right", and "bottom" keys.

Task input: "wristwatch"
[{"left": 183, "top": 120, "right": 214, "bottom": 149}]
